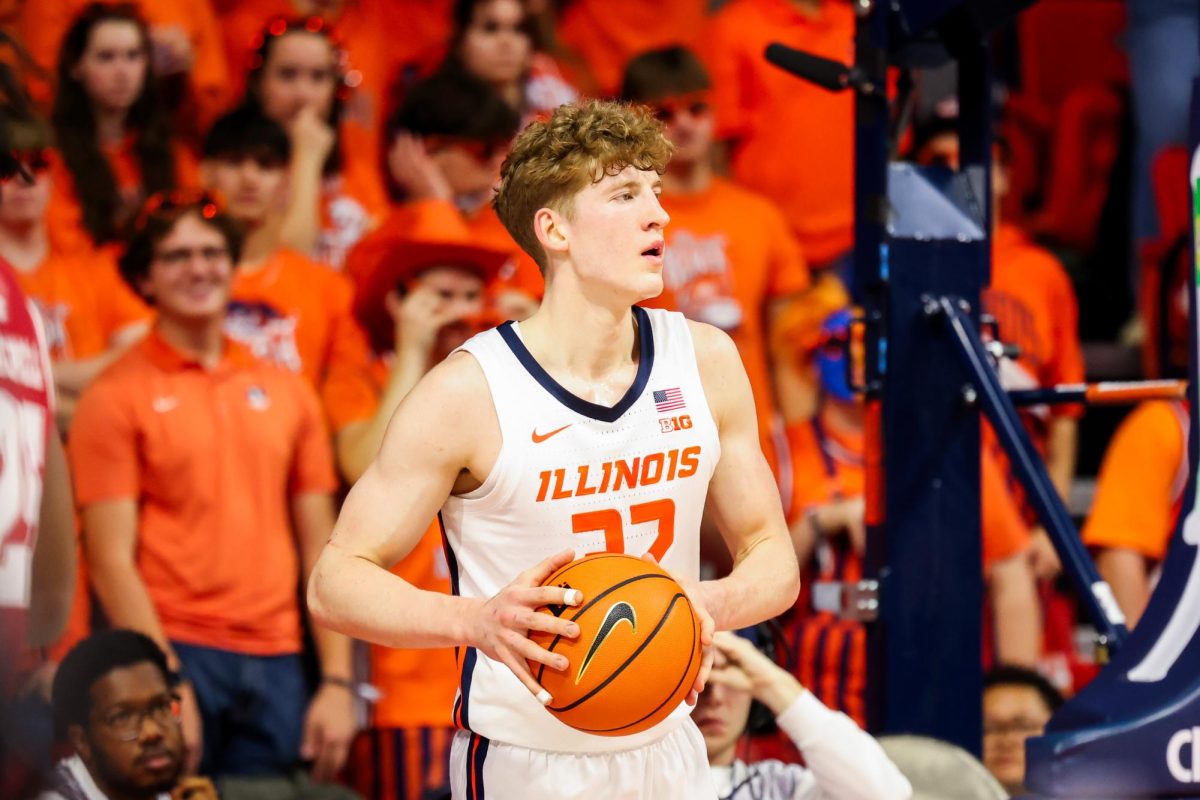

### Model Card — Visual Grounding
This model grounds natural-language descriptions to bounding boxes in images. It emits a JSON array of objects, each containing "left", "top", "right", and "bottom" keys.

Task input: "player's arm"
[
  {"left": 691, "top": 321, "right": 801, "bottom": 630},
  {"left": 27, "top": 430, "right": 75, "bottom": 647},
  {"left": 308, "top": 353, "right": 581, "bottom": 698}
]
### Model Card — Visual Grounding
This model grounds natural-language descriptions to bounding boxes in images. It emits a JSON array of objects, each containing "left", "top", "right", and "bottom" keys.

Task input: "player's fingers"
[
  {"left": 693, "top": 642, "right": 715, "bottom": 696},
  {"left": 522, "top": 609, "right": 580, "bottom": 639},
  {"left": 497, "top": 646, "right": 554, "bottom": 705},
  {"left": 521, "top": 548, "right": 576, "bottom": 586},
  {"left": 503, "top": 628, "right": 569, "bottom": 672},
  {"left": 695, "top": 602, "right": 716, "bottom": 647},
  {"left": 516, "top": 585, "right": 584, "bottom": 609}
]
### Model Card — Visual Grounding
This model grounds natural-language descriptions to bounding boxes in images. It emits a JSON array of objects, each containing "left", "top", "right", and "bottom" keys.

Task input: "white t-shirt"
[
  {"left": 710, "top": 691, "right": 913, "bottom": 800},
  {"left": 37, "top": 755, "right": 170, "bottom": 800}
]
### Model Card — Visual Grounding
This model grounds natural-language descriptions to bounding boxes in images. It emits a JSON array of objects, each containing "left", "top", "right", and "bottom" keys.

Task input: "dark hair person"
[{"left": 51, "top": 2, "right": 189, "bottom": 247}]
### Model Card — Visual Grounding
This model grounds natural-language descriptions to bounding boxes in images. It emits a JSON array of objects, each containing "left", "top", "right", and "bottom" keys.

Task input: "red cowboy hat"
[{"left": 353, "top": 238, "right": 511, "bottom": 353}]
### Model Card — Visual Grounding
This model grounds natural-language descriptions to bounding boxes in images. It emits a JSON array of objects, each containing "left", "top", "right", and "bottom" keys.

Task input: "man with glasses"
[
  {"left": 40, "top": 629, "right": 214, "bottom": 800},
  {"left": 67, "top": 195, "right": 357, "bottom": 794},
  {"left": 981, "top": 665, "right": 1063, "bottom": 796}
]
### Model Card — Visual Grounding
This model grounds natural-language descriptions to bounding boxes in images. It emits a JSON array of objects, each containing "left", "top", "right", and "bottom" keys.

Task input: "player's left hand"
[
  {"left": 301, "top": 681, "right": 358, "bottom": 783},
  {"left": 642, "top": 553, "right": 715, "bottom": 705}
]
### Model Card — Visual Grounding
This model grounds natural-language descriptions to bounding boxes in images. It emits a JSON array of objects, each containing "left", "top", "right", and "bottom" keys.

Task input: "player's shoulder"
[
  {"left": 407, "top": 349, "right": 494, "bottom": 416},
  {"left": 685, "top": 318, "right": 741, "bottom": 365}
]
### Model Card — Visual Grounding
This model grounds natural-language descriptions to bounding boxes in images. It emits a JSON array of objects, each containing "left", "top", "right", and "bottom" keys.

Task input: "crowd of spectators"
[{"left": 1, "top": 0, "right": 1197, "bottom": 798}]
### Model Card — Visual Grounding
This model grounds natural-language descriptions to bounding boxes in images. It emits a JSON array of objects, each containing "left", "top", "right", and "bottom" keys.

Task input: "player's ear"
[{"left": 534, "top": 207, "right": 569, "bottom": 256}]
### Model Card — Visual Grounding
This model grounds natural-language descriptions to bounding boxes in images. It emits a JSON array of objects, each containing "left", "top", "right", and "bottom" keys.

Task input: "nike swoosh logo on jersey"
[
  {"left": 531, "top": 424, "right": 572, "bottom": 443},
  {"left": 576, "top": 601, "right": 637, "bottom": 684},
  {"left": 151, "top": 397, "right": 178, "bottom": 413}
]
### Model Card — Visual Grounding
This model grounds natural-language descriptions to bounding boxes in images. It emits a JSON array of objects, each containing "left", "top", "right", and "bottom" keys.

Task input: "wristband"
[{"left": 323, "top": 676, "right": 382, "bottom": 703}]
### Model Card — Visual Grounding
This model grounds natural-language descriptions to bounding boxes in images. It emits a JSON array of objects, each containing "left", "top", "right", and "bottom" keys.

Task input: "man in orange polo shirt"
[
  {"left": 362, "top": 68, "right": 543, "bottom": 321},
  {"left": 703, "top": 0, "right": 856, "bottom": 273},
  {"left": 67, "top": 198, "right": 356, "bottom": 790},
  {"left": 621, "top": 46, "right": 810, "bottom": 474},
  {"left": 199, "top": 105, "right": 379, "bottom": 479},
  {"left": 341, "top": 237, "right": 505, "bottom": 800}
]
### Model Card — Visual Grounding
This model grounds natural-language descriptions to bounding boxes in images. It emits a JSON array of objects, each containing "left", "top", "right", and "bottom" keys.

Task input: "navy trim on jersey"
[
  {"left": 470, "top": 733, "right": 490, "bottom": 799},
  {"left": 496, "top": 305, "right": 656, "bottom": 423}
]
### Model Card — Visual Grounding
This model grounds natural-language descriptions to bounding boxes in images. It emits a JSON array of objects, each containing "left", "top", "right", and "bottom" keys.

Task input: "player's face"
[
  {"left": 141, "top": 212, "right": 235, "bottom": 321},
  {"left": 559, "top": 165, "right": 668, "bottom": 302},
  {"left": 204, "top": 155, "right": 287, "bottom": 228},
  {"left": 258, "top": 32, "right": 338, "bottom": 124},
  {"left": 459, "top": 0, "right": 532, "bottom": 87},
  {"left": 73, "top": 21, "right": 148, "bottom": 114},
  {"left": 691, "top": 657, "right": 753, "bottom": 766},
  {"left": 76, "top": 663, "right": 183, "bottom": 798},
  {"left": 982, "top": 684, "right": 1052, "bottom": 792},
  {"left": 652, "top": 93, "right": 714, "bottom": 166},
  {"left": 0, "top": 154, "right": 52, "bottom": 228}
]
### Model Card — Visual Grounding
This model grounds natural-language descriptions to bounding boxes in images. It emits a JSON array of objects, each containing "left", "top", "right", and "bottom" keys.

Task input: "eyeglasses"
[
  {"left": 98, "top": 695, "right": 180, "bottom": 742},
  {"left": 13, "top": 149, "right": 50, "bottom": 173},
  {"left": 650, "top": 94, "right": 711, "bottom": 124},
  {"left": 983, "top": 717, "right": 1045, "bottom": 737},
  {"left": 134, "top": 189, "right": 222, "bottom": 233},
  {"left": 153, "top": 245, "right": 231, "bottom": 267}
]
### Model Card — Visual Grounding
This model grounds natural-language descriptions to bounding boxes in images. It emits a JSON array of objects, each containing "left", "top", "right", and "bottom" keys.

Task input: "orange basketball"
[{"left": 527, "top": 553, "right": 702, "bottom": 736}]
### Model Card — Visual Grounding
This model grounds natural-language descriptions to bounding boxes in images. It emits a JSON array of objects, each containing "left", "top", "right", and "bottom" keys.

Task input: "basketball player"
[{"left": 309, "top": 100, "right": 800, "bottom": 798}]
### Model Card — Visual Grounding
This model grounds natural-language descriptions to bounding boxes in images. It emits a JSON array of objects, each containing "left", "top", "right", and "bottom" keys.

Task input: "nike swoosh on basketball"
[
  {"left": 531, "top": 424, "right": 572, "bottom": 443},
  {"left": 576, "top": 601, "right": 637, "bottom": 684}
]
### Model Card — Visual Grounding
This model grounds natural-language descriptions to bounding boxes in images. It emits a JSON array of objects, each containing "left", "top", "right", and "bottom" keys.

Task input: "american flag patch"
[{"left": 654, "top": 387, "right": 686, "bottom": 412}]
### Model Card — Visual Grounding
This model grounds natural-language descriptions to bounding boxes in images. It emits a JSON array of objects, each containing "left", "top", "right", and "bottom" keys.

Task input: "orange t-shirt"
[
  {"left": 226, "top": 248, "right": 376, "bottom": 433},
  {"left": 18, "top": 0, "right": 230, "bottom": 127},
  {"left": 68, "top": 330, "right": 337, "bottom": 655},
  {"left": 703, "top": 0, "right": 855, "bottom": 264},
  {"left": 779, "top": 413, "right": 1030, "bottom": 725},
  {"left": 13, "top": 250, "right": 150, "bottom": 361},
  {"left": 1082, "top": 401, "right": 1189, "bottom": 561},
  {"left": 46, "top": 142, "right": 200, "bottom": 252},
  {"left": 369, "top": 520, "right": 458, "bottom": 728},
  {"left": 557, "top": 0, "right": 707, "bottom": 97},
  {"left": 641, "top": 178, "right": 809, "bottom": 443},
  {"left": 315, "top": 155, "right": 388, "bottom": 270},
  {"left": 986, "top": 223, "right": 1085, "bottom": 430}
]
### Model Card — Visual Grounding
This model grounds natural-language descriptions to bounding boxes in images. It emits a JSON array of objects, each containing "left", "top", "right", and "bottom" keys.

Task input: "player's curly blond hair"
[{"left": 494, "top": 100, "right": 674, "bottom": 273}]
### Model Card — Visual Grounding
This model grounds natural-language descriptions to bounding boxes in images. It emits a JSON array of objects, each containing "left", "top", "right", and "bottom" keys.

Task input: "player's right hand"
[{"left": 465, "top": 549, "right": 583, "bottom": 704}]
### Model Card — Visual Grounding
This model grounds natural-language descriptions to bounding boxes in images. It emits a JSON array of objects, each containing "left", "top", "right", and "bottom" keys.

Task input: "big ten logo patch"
[
  {"left": 664, "top": 231, "right": 742, "bottom": 331},
  {"left": 225, "top": 301, "right": 302, "bottom": 374},
  {"left": 659, "top": 415, "right": 693, "bottom": 434}
]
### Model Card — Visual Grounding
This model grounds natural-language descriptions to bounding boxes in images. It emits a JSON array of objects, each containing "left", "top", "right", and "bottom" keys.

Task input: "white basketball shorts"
[{"left": 449, "top": 717, "right": 717, "bottom": 799}]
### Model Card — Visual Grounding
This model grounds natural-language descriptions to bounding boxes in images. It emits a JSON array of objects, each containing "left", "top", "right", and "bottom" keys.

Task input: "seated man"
[
  {"left": 981, "top": 665, "right": 1063, "bottom": 796},
  {"left": 40, "top": 629, "right": 216, "bottom": 800},
  {"left": 697, "top": 631, "right": 911, "bottom": 799}
]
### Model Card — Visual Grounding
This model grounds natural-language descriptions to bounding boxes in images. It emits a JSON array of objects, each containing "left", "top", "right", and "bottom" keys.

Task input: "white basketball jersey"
[{"left": 441, "top": 306, "right": 720, "bottom": 753}]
